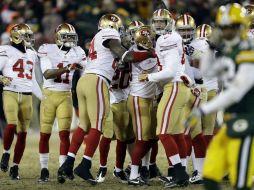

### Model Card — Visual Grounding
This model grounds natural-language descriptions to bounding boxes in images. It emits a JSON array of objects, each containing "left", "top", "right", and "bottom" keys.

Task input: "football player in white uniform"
[
  {"left": 0, "top": 23, "right": 42, "bottom": 180},
  {"left": 58, "top": 14, "right": 156, "bottom": 185},
  {"left": 187, "top": 24, "right": 219, "bottom": 184},
  {"left": 127, "top": 26, "right": 159, "bottom": 185},
  {"left": 139, "top": 9, "right": 190, "bottom": 188},
  {"left": 37, "top": 23, "right": 86, "bottom": 183}
]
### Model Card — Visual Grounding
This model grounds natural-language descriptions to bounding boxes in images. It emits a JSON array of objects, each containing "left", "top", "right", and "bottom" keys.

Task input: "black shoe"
[
  {"left": 0, "top": 153, "right": 10, "bottom": 172},
  {"left": 96, "top": 167, "right": 107, "bottom": 183},
  {"left": 149, "top": 164, "right": 161, "bottom": 179},
  {"left": 128, "top": 176, "right": 147, "bottom": 186},
  {"left": 57, "top": 156, "right": 75, "bottom": 183},
  {"left": 113, "top": 168, "right": 128, "bottom": 184},
  {"left": 74, "top": 158, "right": 97, "bottom": 185},
  {"left": 38, "top": 168, "right": 49, "bottom": 183},
  {"left": 159, "top": 176, "right": 173, "bottom": 184},
  {"left": 124, "top": 164, "right": 131, "bottom": 178},
  {"left": 174, "top": 165, "right": 189, "bottom": 187},
  {"left": 9, "top": 165, "right": 19, "bottom": 180},
  {"left": 140, "top": 166, "right": 149, "bottom": 182}
]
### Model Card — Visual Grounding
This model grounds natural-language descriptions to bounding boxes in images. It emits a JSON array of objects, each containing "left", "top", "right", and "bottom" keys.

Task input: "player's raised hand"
[{"left": 0, "top": 76, "right": 12, "bottom": 86}]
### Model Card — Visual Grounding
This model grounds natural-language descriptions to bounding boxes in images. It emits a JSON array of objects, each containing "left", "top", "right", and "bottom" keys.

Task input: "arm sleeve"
[
  {"left": 201, "top": 63, "right": 254, "bottom": 114},
  {"left": 32, "top": 63, "right": 43, "bottom": 100},
  {"left": 147, "top": 48, "right": 180, "bottom": 82}
]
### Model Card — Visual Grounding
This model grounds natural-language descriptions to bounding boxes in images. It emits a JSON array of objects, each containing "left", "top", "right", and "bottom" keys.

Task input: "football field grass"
[{"left": 0, "top": 131, "right": 231, "bottom": 190}]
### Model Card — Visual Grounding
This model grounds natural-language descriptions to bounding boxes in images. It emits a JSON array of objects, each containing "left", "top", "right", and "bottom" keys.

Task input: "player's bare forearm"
[
  {"left": 106, "top": 39, "right": 156, "bottom": 63},
  {"left": 43, "top": 68, "right": 68, "bottom": 79}
]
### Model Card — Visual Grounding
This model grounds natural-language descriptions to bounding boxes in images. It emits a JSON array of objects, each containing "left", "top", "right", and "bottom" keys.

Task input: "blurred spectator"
[{"left": 41, "top": 1, "right": 63, "bottom": 43}]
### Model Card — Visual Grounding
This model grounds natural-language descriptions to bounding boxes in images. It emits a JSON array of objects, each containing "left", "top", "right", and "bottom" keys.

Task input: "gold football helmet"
[
  {"left": 151, "top": 9, "right": 174, "bottom": 35},
  {"left": 196, "top": 24, "right": 212, "bottom": 40},
  {"left": 127, "top": 21, "right": 144, "bottom": 36},
  {"left": 98, "top": 14, "right": 123, "bottom": 32},
  {"left": 175, "top": 14, "right": 196, "bottom": 43},
  {"left": 134, "top": 26, "right": 155, "bottom": 50},
  {"left": 10, "top": 23, "right": 34, "bottom": 48},
  {"left": 245, "top": 4, "right": 254, "bottom": 29},
  {"left": 216, "top": 3, "right": 247, "bottom": 26},
  {"left": 55, "top": 23, "right": 78, "bottom": 48}
]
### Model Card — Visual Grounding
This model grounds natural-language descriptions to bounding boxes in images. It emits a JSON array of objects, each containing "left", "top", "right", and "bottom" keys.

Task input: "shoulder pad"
[
  {"left": 0, "top": 45, "right": 9, "bottom": 57},
  {"left": 38, "top": 44, "right": 57, "bottom": 57},
  {"left": 236, "top": 50, "right": 254, "bottom": 64},
  {"left": 100, "top": 28, "right": 120, "bottom": 40}
]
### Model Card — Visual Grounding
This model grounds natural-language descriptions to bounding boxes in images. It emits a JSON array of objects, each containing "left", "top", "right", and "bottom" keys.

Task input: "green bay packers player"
[
  {"left": 187, "top": 3, "right": 254, "bottom": 190},
  {"left": 127, "top": 26, "right": 158, "bottom": 185},
  {"left": 58, "top": 13, "right": 156, "bottom": 185},
  {"left": 0, "top": 23, "right": 42, "bottom": 180},
  {"left": 37, "top": 23, "right": 86, "bottom": 183},
  {"left": 139, "top": 9, "right": 190, "bottom": 188}
]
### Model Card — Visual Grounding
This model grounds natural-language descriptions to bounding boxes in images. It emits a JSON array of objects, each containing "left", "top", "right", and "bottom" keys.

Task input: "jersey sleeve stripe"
[{"left": 236, "top": 50, "right": 254, "bottom": 64}]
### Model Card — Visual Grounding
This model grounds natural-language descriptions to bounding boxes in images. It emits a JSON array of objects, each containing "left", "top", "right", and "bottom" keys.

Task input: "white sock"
[
  {"left": 100, "top": 164, "right": 107, "bottom": 168},
  {"left": 169, "top": 154, "right": 181, "bottom": 165},
  {"left": 181, "top": 158, "right": 187, "bottom": 167},
  {"left": 115, "top": 166, "right": 122, "bottom": 172},
  {"left": 13, "top": 163, "right": 18, "bottom": 166},
  {"left": 194, "top": 158, "right": 204, "bottom": 174},
  {"left": 83, "top": 155, "right": 91, "bottom": 160},
  {"left": 67, "top": 152, "right": 75, "bottom": 158},
  {"left": 141, "top": 149, "right": 151, "bottom": 169},
  {"left": 3, "top": 149, "right": 10, "bottom": 154},
  {"left": 40, "top": 153, "right": 49, "bottom": 169},
  {"left": 59, "top": 155, "right": 67, "bottom": 167},
  {"left": 129, "top": 165, "right": 139, "bottom": 180}
]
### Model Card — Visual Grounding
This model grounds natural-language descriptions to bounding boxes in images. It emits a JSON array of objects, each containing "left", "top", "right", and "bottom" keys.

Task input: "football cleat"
[
  {"left": 9, "top": 165, "right": 20, "bottom": 180},
  {"left": 128, "top": 176, "right": 147, "bottom": 186},
  {"left": 124, "top": 164, "right": 131, "bottom": 178},
  {"left": 149, "top": 164, "right": 162, "bottom": 179},
  {"left": 38, "top": 168, "right": 49, "bottom": 183},
  {"left": 113, "top": 168, "right": 128, "bottom": 183},
  {"left": 57, "top": 156, "right": 75, "bottom": 183},
  {"left": 140, "top": 166, "right": 149, "bottom": 182},
  {"left": 189, "top": 170, "right": 203, "bottom": 184},
  {"left": 159, "top": 176, "right": 173, "bottom": 184},
  {"left": 74, "top": 158, "right": 97, "bottom": 185},
  {"left": 96, "top": 167, "right": 107, "bottom": 183},
  {"left": 0, "top": 153, "right": 10, "bottom": 172}
]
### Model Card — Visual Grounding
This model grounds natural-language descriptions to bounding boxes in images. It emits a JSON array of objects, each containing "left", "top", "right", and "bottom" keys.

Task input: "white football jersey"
[
  {"left": 110, "top": 66, "right": 130, "bottom": 104},
  {"left": 129, "top": 45, "right": 158, "bottom": 98},
  {"left": 155, "top": 31, "right": 185, "bottom": 83},
  {"left": 85, "top": 28, "right": 120, "bottom": 82},
  {"left": 38, "top": 44, "right": 86, "bottom": 91},
  {"left": 190, "top": 39, "right": 218, "bottom": 91},
  {"left": 0, "top": 45, "right": 38, "bottom": 92}
]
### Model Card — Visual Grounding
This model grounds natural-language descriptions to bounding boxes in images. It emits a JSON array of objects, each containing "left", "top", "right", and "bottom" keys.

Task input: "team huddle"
[{"left": 0, "top": 2, "right": 254, "bottom": 190}]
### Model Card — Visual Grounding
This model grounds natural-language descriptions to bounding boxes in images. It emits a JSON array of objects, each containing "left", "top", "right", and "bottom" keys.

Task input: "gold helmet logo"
[
  {"left": 134, "top": 26, "right": 155, "bottom": 50},
  {"left": 55, "top": 23, "right": 78, "bottom": 48},
  {"left": 175, "top": 14, "right": 196, "bottom": 43},
  {"left": 10, "top": 23, "right": 34, "bottom": 48},
  {"left": 196, "top": 24, "right": 212, "bottom": 40},
  {"left": 151, "top": 9, "right": 174, "bottom": 35},
  {"left": 98, "top": 14, "right": 123, "bottom": 32}
]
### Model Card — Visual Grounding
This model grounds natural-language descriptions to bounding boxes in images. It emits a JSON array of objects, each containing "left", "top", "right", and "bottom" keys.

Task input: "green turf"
[{"left": 0, "top": 132, "right": 232, "bottom": 190}]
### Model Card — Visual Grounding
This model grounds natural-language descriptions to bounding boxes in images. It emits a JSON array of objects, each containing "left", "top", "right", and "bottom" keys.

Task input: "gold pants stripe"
[
  {"left": 96, "top": 77, "right": 106, "bottom": 131},
  {"left": 160, "top": 82, "right": 178, "bottom": 134},
  {"left": 133, "top": 96, "right": 142, "bottom": 140}
]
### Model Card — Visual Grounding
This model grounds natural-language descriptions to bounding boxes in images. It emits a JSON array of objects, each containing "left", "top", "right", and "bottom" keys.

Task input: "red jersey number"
[
  {"left": 13, "top": 59, "right": 33, "bottom": 79},
  {"left": 88, "top": 38, "right": 97, "bottom": 60},
  {"left": 54, "top": 63, "right": 70, "bottom": 84}
]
